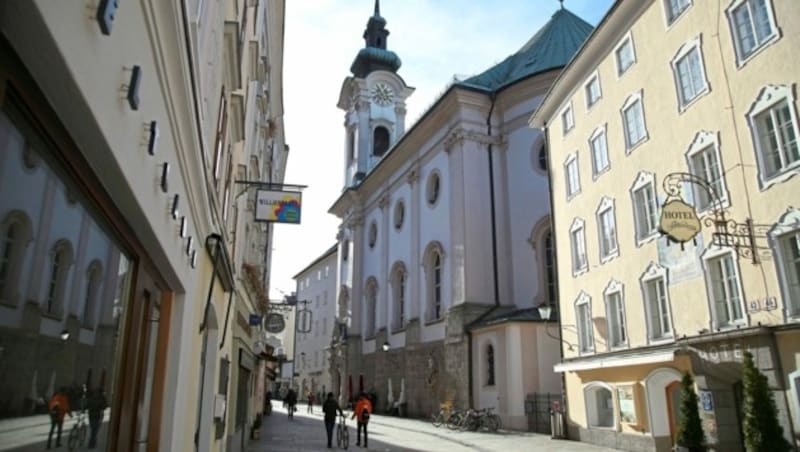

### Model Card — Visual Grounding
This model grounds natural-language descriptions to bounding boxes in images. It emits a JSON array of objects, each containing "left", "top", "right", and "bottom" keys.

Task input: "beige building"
[
  {"left": 0, "top": 1, "right": 286, "bottom": 451},
  {"left": 531, "top": 0, "right": 800, "bottom": 451}
]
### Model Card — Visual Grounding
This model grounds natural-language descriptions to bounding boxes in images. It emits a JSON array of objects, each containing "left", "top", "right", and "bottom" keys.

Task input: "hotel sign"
[{"left": 659, "top": 199, "right": 701, "bottom": 243}]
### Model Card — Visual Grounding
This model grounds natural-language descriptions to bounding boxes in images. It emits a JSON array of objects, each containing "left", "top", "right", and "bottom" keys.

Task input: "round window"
[
  {"left": 426, "top": 171, "right": 440, "bottom": 205},
  {"left": 394, "top": 201, "right": 405, "bottom": 230}
]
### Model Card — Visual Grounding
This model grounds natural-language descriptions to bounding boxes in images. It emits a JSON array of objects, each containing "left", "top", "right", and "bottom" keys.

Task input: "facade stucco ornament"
[
  {"left": 442, "top": 127, "right": 504, "bottom": 151},
  {"left": 406, "top": 169, "right": 418, "bottom": 185},
  {"left": 394, "top": 105, "right": 407, "bottom": 116},
  {"left": 357, "top": 100, "right": 372, "bottom": 112},
  {"left": 378, "top": 193, "right": 390, "bottom": 210}
]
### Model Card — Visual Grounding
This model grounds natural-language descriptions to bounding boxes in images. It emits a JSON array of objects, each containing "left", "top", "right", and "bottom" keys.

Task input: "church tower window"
[{"left": 373, "top": 126, "right": 390, "bottom": 157}]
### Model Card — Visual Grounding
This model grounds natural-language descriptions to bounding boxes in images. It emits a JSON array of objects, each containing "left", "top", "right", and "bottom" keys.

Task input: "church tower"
[{"left": 337, "top": 0, "right": 414, "bottom": 188}]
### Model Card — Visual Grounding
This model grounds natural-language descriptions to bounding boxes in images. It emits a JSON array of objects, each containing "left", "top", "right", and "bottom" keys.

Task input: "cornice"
[{"left": 443, "top": 126, "right": 505, "bottom": 152}]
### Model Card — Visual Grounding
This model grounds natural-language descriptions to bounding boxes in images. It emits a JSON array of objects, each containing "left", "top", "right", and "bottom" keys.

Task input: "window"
[
  {"left": 368, "top": 222, "right": 377, "bottom": 248},
  {"left": 543, "top": 230, "right": 556, "bottom": 306},
  {"left": 365, "top": 279, "right": 377, "bottom": 336},
  {"left": 615, "top": 34, "right": 636, "bottom": 76},
  {"left": 424, "top": 243, "right": 444, "bottom": 322},
  {"left": 770, "top": 208, "right": 800, "bottom": 317},
  {"left": 486, "top": 344, "right": 495, "bottom": 386},
  {"left": 585, "top": 73, "right": 602, "bottom": 109},
  {"left": 0, "top": 213, "right": 32, "bottom": 305},
  {"left": 622, "top": 92, "right": 648, "bottom": 150},
  {"left": 664, "top": 0, "right": 691, "bottom": 24},
  {"left": 575, "top": 291, "right": 594, "bottom": 353},
  {"left": 641, "top": 263, "right": 673, "bottom": 341},
  {"left": 589, "top": 126, "right": 610, "bottom": 177},
  {"left": 426, "top": 171, "right": 440, "bottom": 205},
  {"left": 46, "top": 241, "right": 73, "bottom": 316},
  {"left": 596, "top": 197, "right": 619, "bottom": 262},
  {"left": 686, "top": 131, "right": 728, "bottom": 211},
  {"left": 727, "top": 0, "right": 779, "bottom": 65},
  {"left": 585, "top": 384, "right": 615, "bottom": 428},
  {"left": 538, "top": 146, "right": 548, "bottom": 172},
  {"left": 347, "top": 129, "right": 356, "bottom": 163},
  {"left": 565, "top": 153, "right": 581, "bottom": 199},
  {"left": 373, "top": 126, "right": 390, "bottom": 157},
  {"left": 671, "top": 37, "right": 709, "bottom": 109},
  {"left": 703, "top": 249, "right": 745, "bottom": 328},
  {"left": 394, "top": 200, "right": 405, "bottom": 230},
  {"left": 746, "top": 85, "right": 800, "bottom": 187},
  {"left": 570, "top": 218, "right": 588, "bottom": 275},
  {"left": 561, "top": 103, "right": 574, "bottom": 135},
  {"left": 213, "top": 89, "right": 228, "bottom": 183},
  {"left": 391, "top": 263, "right": 407, "bottom": 330},
  {"left": 604, "top": 280, "right": 627, "bottom": 349},
  {"left": 0, "top": 223, "right": 14, "bottom": 296},
  {"left": 82, "top": 262, "right": 103, "bottom": 328},
  {"left": 630, "top": 171, "right": 659, "bottom": 244},
  {"left": 342, "top": 239, "right": 349, "bottom": 261}
]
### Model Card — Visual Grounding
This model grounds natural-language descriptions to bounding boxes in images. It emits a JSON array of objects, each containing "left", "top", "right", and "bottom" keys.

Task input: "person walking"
[
  {"left": 351, "top": 393, "right": 373, "bottom": 448},
  {"left": 322, "top": 392, "right": 344, "bottom": 449},
  {"left": 47, "top": 388, "right": 72, "bottom": 449},
  {"left": 307, "top": 391, "right": 315, "bottom": 414},
  {"left": 86, "top": 388, "right": 108, "bottom": 449},
  {"left": 284, "top": 388, "right": 297, "bottom": 419}
]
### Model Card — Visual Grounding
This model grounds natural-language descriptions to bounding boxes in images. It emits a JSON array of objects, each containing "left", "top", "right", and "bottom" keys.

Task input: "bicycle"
[
  {"left": 67, "top": 409, "right": 88, "bottom": 451},
  {"left": 336, "top": 413, "right": 349, "bottom": 449},
  {"left": 431, "top": 402, "right": 453, "bottom": 428}
]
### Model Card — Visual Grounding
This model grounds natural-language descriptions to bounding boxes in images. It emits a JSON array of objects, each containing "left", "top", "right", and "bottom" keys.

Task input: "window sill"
[
  {"left": 424, "top": 317, "right": 445, "bottom": 327},
  {"left": 599, "top": 250, "right": 620, "bottom": 265},
  {"left": 625, "top": 135, "right": 649, "bottom": 155},
  {"left": 678, "top": 88, "right": 710, "bottom": 114},
  {"left": 759, "top": 163, "right": 800, "bottom": 191},
  {"left": 592, "top": 166, "right": 611, "bottom": 181},
  {"left": 635, "top": 231, "right": 659, "bottom": 248},
  {"left": 648, "top": 336, "right": 674, "bottom": 345},
  {"left": 572, "top": 266, "right": 589, "bottom": 278},
  {"left": 391, "top": 326, "right": 407, "bottom": 334},
  {"left": 735, "top": 34, "right": 780, "bottom": 70},
  {"left": 41, "top": 310, "right": 63, "bottom": 321}
]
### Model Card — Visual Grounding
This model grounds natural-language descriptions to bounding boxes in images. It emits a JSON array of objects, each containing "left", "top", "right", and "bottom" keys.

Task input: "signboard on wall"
[{"left": 255, "top": 189, "right": 302, "bottom": 223}]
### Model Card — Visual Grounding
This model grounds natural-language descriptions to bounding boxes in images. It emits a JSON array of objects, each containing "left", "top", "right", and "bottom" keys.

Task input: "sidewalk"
[{"left": 249, "top": 401, "right": 620, "bottom": 452}]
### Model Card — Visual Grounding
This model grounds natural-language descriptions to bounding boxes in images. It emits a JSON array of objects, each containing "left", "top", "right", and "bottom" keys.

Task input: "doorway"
[{"left": 666, "top": 380, "right": 682, "bottom": 446}]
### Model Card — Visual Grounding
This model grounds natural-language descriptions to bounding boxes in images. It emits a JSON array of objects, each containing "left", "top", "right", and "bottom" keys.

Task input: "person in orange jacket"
[
  {"left": 351, "top": 393, "right": 373, "bottom": 448},
  {"left": 47, "top": 388, "right": 72, "bottom": 449}
]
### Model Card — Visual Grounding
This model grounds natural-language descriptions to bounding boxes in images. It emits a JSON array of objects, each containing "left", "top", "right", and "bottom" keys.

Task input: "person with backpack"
[
  {"left": 322, "top": 392, "right": 344, "bottom": 449},
  {"left": 351, "top": 393, "right": 373, "bottom": 448}
]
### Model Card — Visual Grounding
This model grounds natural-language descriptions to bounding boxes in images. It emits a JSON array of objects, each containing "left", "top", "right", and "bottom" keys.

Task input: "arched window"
[
  {"left": 426, "top": 171, "right": 440, "bottom": 205},
  {"left": 486, "top": 344, "right": 495, "bottom": 386},
  {"left": 584, "top": 384, "right": 614, "bottom": 428},
  {"left": 423, "top": 242, "right": 445, "bottom": 322},
  {"left": 365, "top": 278, "right": 378, "bottom": 336},
  {"left": 46, "top": 241, "right": 73, "bottom": 316},
  {"left": 0, "top": 222, "right": 18, "bottom": 297},
  {"left": 83, "top": 261, "right": 103, "bottom": 328},
  {"left": 391, "top": 263, "right": 407, "bottom": 331},
  {"left": 0, "top": 212, "right": 33, "bottom": 306},
  {"left": 373, "top": 126, "right": 390, "bottom": 157}
]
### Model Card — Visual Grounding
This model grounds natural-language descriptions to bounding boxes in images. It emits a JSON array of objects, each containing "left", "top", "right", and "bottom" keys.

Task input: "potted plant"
[{"left": 251, "top": 414, "right": 262, "bottom": 440}]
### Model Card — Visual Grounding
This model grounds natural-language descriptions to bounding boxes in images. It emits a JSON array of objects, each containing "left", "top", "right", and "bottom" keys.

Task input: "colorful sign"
[
  {"left": 659, "top": 199, "right": 701, "bottom": 243},
  {"left": 255, "top": 189, "right": 302, "bottom": 224}
]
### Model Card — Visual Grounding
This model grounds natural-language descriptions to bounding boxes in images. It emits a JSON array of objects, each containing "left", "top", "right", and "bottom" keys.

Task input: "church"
[{"left": 318, "top": 1, "right": 593, "bottom": 429}]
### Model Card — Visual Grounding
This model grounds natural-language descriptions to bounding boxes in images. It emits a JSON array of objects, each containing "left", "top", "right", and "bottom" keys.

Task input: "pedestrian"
[
  {"left": 307, "top": 391, "right": 315, "bottom": 414},
  {"left": 284, "top": 388, "right": 297, "bottom": 419},
  {"left": 47, "top": 388, "right": 72, "bottom": 449},
  {"left": 264, "top": 391, "right": 272, "bottom": 416},
  {"left": 322, "top": 392, "right": 344, "bottom": 449},
  {"left": 351, "top": 392, "right": 373, "bottom": 448},
  {"left": 86, "top": 388, "right": 108, "bottom": 449}
]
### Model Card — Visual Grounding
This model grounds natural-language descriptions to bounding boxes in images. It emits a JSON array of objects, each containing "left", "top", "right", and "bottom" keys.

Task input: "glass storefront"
[{"left": 0, "top": 103, "right": 133, "bottom": 451}]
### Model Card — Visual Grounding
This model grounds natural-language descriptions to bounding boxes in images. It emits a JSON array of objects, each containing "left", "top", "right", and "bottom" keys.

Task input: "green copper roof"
[{"left": 458, "top": 8, "right": 593, "bottom": 92}]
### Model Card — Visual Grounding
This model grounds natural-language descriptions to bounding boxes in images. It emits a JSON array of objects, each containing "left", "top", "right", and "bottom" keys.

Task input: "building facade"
[
  {"left": 0, "top": 1, "right": 286, "bottom": 451},
  {"left": 531, "top": 0, "right": 800, "bottom": 450},
  {"left": 325, "top": 2, "right": 592, "bottom": 429},
  {"left": 292, "top": 245, "right": 338, "bottom": 402}
]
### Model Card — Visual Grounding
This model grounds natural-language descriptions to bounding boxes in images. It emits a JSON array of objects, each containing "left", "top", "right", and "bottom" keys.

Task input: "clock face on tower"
[{"left": 371, "top": 82, "right": 394, "bottom": 106}]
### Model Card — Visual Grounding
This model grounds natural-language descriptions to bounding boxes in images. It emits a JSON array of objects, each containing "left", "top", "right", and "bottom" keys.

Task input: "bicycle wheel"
[
  {"left": 78, "top": 422, "right": 87, "bottom": 444},
  {"left": 67, "top": 425, "right": 79, "bottom": 451},
  {"left": 431, "top": 411, "right": 444, "bottom": 428},
  {"left": 336, "top": 424, "right": 342, "bottom": 447},
  {"left": 342, "top": 425, "right": 349, "bottom": 449},
  {"left": 446, "top": 412, "right": 461, "bottom": 430},
  {"left": 488, "top": 414, "right": 502, "bottom": 432}
]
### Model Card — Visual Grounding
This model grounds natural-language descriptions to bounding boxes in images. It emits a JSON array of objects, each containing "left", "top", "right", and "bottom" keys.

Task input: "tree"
[
  {"left": 676, "top": 372, "right": 706, "bottom": 452},
  {"left": 741, "top": 350, "right": 790, "bottom": 452}
]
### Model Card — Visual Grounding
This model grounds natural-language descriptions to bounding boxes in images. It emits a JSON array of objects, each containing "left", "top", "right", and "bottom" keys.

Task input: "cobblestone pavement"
[{"left": 249, "top": 401, "right": 620, "bottom": 452}]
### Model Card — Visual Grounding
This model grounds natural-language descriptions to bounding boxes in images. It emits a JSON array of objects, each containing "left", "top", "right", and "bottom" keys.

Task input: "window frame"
[
  {"left": 663, "top": 0, "right": 692, "bottom": 26},
  {"left": 604, "top": 279, "right": 628, "bottom": 350},
  {"left": 485, "top": 343, "right": 496, "bottom": 387},
  {"left": 391, "top": 262, "right": 407, "bottom": 331},
  {"left": 671, "top": 36, "right": 710, "bottom": 111},
  {"left": 82, "top": 261, "right": 103, "bottom": 329},
  {"left": 746, "top": 84, "right": 800, "bottom": 189},
  {"left": 564, "top": 152, "right": 581, "bottom": 200},
  {"left": 365, "top": 278, "right": 378, "bottom": 337},
  {"left": 621, "top": 91, "right": 649, "bottom": 152},
  {"left": 702, "top": 246, "right": 747, "bottom": 329},
  {"left": 425, "top": 170, "right": 441, "bottom": 206},
  {"left": 368, "top": 221, "right": 378, "bottom": 249},
  {"left": 685, "top": 131, "right": 729, "bottom": 213},
  {"left": 614, "top": 32, "right": 637, "bottom": 77},
  {"left": 423, "top": 242, "right": 445, "bottom": 323},
  {"left": 596, "top": 197, "right": 620, "bottom": 263},
  {"left": 575, "top": 291, "right": 595, "bottom": 354},
  {"left": 630, "top": 171, "right": 660, "bottom": 246},
  {"left": 726, "top": 0, "right": 781, "bottom": 67},
  {"left": 589, "top": 125, "right": 610, "bottom": 179},
  {"left": 570, "top": 218, "right": 589, "bottom": 276},
  {"left": 640, "top": 262, "right": 674, "bottom": 343},
  {"left": 45, "top": 240, "right": 73, "bottom": 317},
  {"left": 584, "top": 71, "right": 602, "bottom": 110},
  {"left": 393, "top": 200, "right": 405, "bottom": 231},
  {"left": 584, "top": 383, "right": 616, "bottom": 429},
  {"left": 561, "top": 102, "right": 575, "bottom": 136},
  {"left": 769, "top": 207, "right": 800, "bottom": 319},
  {"left": 0, "top": 212, "right": 33, "bottom": 307}
]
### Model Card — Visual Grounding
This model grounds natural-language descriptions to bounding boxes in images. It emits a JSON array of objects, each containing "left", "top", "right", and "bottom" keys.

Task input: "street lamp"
[
  {"left": 537, "top": 304, "right": 574, "bottom": 351},
  {"left": 59, "top": 330, "right": 69, "bottom": 341},
  {"left": 537, "top": 304, "right": 552, "bottom": 321},
  {"left": 381, "top": 342, "right": 390, "bottom": 352}
]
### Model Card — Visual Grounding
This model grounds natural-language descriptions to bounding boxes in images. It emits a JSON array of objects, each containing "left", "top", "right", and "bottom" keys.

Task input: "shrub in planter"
[
  {"left": 741, "top": 351, "right": 790, "bottom": 452},
  {"left": 676, "top": 372, "right": 705, "bottom": 452}
]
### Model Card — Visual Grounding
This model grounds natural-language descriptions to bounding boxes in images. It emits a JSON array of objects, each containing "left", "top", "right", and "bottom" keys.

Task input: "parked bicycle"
[
  {"left": 67, "top": 409, "right": 88, "bottom": 451},
  {"left": 430, "top": 403, "right": 454, "bottom": 428},
  {"left": 336, "top": 413, "right": 349, "bottom": 449}
]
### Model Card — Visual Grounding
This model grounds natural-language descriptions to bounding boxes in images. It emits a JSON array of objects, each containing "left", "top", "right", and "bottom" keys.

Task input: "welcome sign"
[{"left": 255, "top": 189, "right": 302, "bottom": 224}]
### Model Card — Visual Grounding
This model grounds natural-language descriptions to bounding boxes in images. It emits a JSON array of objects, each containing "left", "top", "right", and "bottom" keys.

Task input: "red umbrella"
[{"left": 359, "top": 374, "right": 364, "bottom": 395}]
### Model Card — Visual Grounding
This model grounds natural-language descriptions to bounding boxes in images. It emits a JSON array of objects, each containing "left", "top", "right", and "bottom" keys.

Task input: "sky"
[{"left": 269, "top": 0, "right": 615, "bottom": 300}]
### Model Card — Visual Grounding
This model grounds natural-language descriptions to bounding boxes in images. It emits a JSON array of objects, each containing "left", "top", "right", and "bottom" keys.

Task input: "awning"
[{"left": 554, "top": 349, "right": 677, "bottom": 373}]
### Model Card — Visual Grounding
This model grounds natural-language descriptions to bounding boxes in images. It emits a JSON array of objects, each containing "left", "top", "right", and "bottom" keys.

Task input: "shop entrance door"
[{"left": 666, "top": 380, "right": 682, "bottom": 445}]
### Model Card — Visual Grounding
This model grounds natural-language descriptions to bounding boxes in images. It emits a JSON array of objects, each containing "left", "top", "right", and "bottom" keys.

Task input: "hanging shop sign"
[
  {"left": 264, "top": 313, "right": 286, "bottom": 333},
  {"left": 255, "top": 189, "right": 302, "bottom": 224},
  {"left": 659, "top": 198, "right": 701, "bottom": 243}
]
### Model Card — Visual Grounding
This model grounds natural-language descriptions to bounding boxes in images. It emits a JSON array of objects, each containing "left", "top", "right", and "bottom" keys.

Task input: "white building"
[{"left": 325, "top": 2, "right": 594, "bottom": 429}]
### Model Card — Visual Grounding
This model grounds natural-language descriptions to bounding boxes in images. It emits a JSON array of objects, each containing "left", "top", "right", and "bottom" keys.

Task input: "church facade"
[{"left": 323, "top": 1, "right": 594, "bottom": 429}]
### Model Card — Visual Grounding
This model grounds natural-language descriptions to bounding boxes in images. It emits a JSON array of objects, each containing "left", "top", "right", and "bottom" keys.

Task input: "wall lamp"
[
  {"left": 381, "top": 342, "right": 390, "bottom": 352},
  {"left": 537, "top": 304, "right": 575, "bottom": 352},
  {"left": 60, "top": 330, "right": 70, "bottom": 341}
]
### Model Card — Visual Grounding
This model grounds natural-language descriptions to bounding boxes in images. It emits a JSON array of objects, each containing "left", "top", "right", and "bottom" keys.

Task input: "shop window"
[
  {"left": 585, "top": 384, "right": 614, "bottom": 428},
  {"left": 726, "top": 0, "right": 780, "bottom": 66}
]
